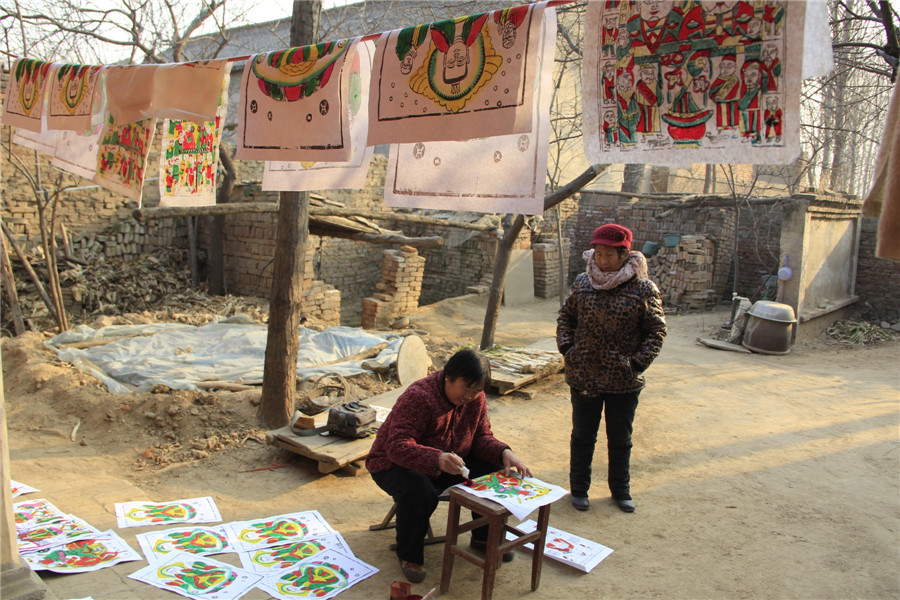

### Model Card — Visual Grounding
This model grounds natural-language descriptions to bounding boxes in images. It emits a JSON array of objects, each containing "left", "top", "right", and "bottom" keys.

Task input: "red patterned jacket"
[{"left": 365, "top": 370, "right": 509, "bottom": 477}]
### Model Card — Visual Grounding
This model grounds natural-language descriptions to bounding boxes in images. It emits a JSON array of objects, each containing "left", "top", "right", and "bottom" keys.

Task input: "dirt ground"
[{"left": 3, "top": 293, "right": 899, "bottom": 600}]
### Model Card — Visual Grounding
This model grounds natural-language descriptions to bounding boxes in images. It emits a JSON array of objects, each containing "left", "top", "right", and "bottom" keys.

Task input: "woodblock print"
[{"left": 2, "top": 58, "right": 52, "bottom": 132}]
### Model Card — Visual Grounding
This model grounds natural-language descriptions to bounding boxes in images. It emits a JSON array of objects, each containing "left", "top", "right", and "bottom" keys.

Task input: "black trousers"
[
  {"left": 569, "top": 389, "right": 640, "bottom": 498},
  {"left": 371, "top": 455, "right": 502, "bottom": 565}
]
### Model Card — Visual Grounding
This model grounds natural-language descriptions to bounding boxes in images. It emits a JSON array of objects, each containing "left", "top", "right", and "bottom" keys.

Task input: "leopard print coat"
[{"left": 556, "top": 272, "right": 667, "bottom": 395}]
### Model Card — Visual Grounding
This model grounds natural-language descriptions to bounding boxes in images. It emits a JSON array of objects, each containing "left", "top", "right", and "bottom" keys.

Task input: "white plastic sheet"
[{"left": 48, "top": 317, "right": 403, "bottom": 394}]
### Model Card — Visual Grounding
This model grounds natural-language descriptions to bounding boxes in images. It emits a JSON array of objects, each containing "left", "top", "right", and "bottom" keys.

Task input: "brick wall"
[
  {"left": 855, "top": 217, "right": 900, "bottom": 321},
  {"left": 361, "top": 246, "right": 426, "bottom": 329}
]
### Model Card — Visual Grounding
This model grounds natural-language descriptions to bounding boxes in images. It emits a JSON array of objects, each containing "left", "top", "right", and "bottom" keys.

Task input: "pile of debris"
[{"left": 1, "top": 246, "right": 273, "bottom": 334}]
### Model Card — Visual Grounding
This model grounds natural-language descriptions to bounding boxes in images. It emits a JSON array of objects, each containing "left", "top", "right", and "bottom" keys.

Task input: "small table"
[{"left": 439, "top": 486, "right": 551, "bottom": 600}]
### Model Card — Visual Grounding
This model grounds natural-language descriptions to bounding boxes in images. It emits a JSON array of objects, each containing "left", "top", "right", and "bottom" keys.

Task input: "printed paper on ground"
[
  {"left": 508, "top": 519, "right": 614, "bottom": 573},
  {"left": 115, "top": 496, "right": 222, "bottom": 529},
  {"left": 22, "top": 530, "right": 142, "bottom": 573},
  {"left": 256, "top": 549, "right": 377, "bottom": 600},
  {"left": 128, "top": 551, "right": 262, "bottom": 600},
  {"left": 136, "top": 524, "right": 234, "bottom": 562}
]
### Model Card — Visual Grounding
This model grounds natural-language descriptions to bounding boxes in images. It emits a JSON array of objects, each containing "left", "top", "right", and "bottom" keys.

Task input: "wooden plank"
[{"left": 265, "top": 386, "right": 405, "bottom": 471}]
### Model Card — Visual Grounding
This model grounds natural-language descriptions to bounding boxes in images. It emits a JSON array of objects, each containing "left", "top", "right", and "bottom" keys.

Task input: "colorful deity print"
[
  {"left": 155, "top": 528, "right": 230, "bottom": 555},
  {"left": 2, "top": 58, "right": 52, "bottom": 132},
  {"left": 22, "top": 531, "right": 142, "bottom": 574},
  {"left": 276, "top": 561, "right": 349, "bottom": 597},
  {"left": 239, "top": 518, "right": 309, "bottom": 546},
  {"left": 128, "top": 502, "right": 197, "bottom": 524},
  {"left": 466, "top": 472, "right": 553, "bottom": 502},
  {"left": 116, "top": 497, "right": 221, "bottom": 529},
  {"left": 252, "top": 40, "right": 351, "bottom": 102},
  {"left": 159, "top": 559, "right": 238, "bottom": 595}
]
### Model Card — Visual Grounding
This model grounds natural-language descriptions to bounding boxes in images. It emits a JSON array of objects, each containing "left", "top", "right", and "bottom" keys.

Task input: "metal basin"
[{"left": 742, "top": 301, "right": 796, "bottom": 354}]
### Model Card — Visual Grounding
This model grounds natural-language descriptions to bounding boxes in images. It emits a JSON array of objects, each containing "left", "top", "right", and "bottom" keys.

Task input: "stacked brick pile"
[
  {"left": 69, "top": 218, "right": 185, "bottom": 259},
  {"left": 301, "top": 281, "right": 341, "bottom": 328},
  {"left": 361, "top": 246, "right": 426, "bottom": 329},
  {"left": 532, "top": 238, "right": 569, "bottom": 299},
  {"left": 650, "top": 234, "right": 719, "bottom": 311}
]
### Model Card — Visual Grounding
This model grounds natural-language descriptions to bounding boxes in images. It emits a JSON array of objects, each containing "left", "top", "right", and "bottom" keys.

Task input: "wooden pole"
[
  {"left": 257, "top": 0, "right": 321, "bottom": 429},
  {"left": 0, "top": 234, "right": 26, "bottom": 335},
  {"left": 0, "top": 222, "right": 59, "bottom": 325}
]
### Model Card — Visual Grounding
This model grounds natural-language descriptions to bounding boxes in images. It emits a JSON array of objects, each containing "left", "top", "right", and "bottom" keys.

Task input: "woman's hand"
[
  {"left": 502, "top": 448, "right": 532, "bottom": 478},
  {"left": 438, "top": 451, "right": 466, "bottom": 475}
]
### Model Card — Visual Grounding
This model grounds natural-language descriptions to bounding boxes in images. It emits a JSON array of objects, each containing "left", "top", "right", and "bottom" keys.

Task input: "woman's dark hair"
[
  {"left": 616, "top": 247, "right": 629, "bottom": 260},
  {"left": 444, "top": 348, "right": 491, "bottom": 387}
]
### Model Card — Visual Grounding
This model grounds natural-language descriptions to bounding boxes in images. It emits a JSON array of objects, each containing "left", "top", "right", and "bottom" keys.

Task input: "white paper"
[
  {"left": 22, "top": 530, "right": 142, "bottom": 573},
  {"left": 17, "top": 514, "right": 101, "bottom": 554},
  {"left": 10, "top": 480, "right": 40, "bottom": 498},
  {"left": 508, "top": 519, "right": 613, "bottom": 573},
  {"left": 238, "top": 533, "right": 354, "bottom": 573},
  {"left": 453, "top": 472, "right": 569, "bottom": 521},
  {"left": 115, "top": 496, "right": 222, "bottom": 528},
  {"left": 222, "top": 510, "right": 337, "bottom": 554},
  {"left": 257, "top": 549, "right": 378, "bottom": 600},
  {"left": 136, "top": 524, "right": 234, "bottom": 563},
  {"left": 13, "top": 498, "right": 66, "bottom": 529},
  {"left": 128, "top": 550, "right": 262, "bottom": 600}
]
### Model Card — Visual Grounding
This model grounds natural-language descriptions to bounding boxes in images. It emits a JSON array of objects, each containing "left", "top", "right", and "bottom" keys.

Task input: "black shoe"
[
  {"left": 469, "top": 539, "right": 515, "bottom": 562},
  {"left": 571, "top": 495, "right": 590, "bottom": 511},
  {"left": 399, "top": 559, "right": 426, "bottom": 583},
  {"left": 613, "top": 494, "right": 635, "bottom": 513}
]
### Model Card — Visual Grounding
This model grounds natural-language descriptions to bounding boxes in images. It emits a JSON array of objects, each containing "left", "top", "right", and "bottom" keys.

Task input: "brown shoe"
[{"left": 399, "top": 560, "right": 426, "bottom": 583}]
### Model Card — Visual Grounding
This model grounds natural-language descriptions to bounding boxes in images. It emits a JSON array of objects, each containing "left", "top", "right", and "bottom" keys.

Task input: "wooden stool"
[
  {"left": 369, "top": 501, "right": 446, "bottom": 550},
  {"left": 440, "top": 487, "right": 551, "bottom": 600}
]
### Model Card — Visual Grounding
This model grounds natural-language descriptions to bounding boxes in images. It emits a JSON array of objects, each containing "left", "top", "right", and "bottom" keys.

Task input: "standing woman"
[{"left": 557, "top": 224, "right": 666, "bottom": 512}]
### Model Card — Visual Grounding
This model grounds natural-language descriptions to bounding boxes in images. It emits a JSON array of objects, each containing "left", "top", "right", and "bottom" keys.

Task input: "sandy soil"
[{"left": 3, "top": 294, "right": 899, "bottom": 600}]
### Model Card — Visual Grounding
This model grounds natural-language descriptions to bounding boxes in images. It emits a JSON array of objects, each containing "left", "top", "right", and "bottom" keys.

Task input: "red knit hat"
[{"left": 591, "top": 224, "right": 633, "bottom": 249}]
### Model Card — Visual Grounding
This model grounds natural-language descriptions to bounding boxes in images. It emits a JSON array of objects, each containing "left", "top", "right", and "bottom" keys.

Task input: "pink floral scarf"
[{"left": 582, "top": 249, "right": 648, "bottom": 290}]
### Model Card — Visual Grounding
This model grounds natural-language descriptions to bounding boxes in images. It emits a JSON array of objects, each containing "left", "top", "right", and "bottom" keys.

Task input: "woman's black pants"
[{"left": 569, "top": 389, "right": 640, "bottom": 498}]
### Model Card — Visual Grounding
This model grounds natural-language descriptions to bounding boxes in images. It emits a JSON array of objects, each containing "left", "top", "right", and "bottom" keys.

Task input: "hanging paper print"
[
  {"left": 115, "top": 496, "right": 222, "bottom": 528},
  {"left": 383, "top": 6, "right": 555, "bottom": 215},
  {"left": 262, "top": 40, "right": 374, "bottom": 191},
  {"left": 256, "top": 549, "right": 378, "bottom": 600},
  {"left": 136, "top": 525, "right": 234, "bottom": 563},
  {"left": 583, "top": 0, "right": 803, "bottom": 166},
  {"left": 223, "top": 510, "right": 337, "bottom": 554},
  {"left": 45, "top": 63, "right": 104, "bottom": 131},
  {"left": 159, "top": 71, "right": 230, "bottom": 207},
  {"left": 2, "top": 58, "right": 52, "bottom": 132},
  {"left": 455, "top": 471, "right": 569, "bottom": 520},
  {"left": 128, "top": 551, "right": 262, "bottom": 600},
  {"left": 236, "top": 38, "right": 359, "bottom": 162},
  {"left": 92, "top": 115, "right": 156, "bottom": 204},
  {"left": 367, "top": 2, "right": 549, "bottom": 145},
  {"left": 105, "top": 61, "right": 228, "bottom": 125},
  {"left": 22, "top": 530, "right": 142, "bottom": 574},
  {"left": 238, "top": 533, "right": 354, "bottom": 573}
]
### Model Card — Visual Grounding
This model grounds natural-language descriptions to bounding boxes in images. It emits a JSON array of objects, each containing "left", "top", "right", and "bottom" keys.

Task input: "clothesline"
[{"left": 219, "top": 0, "right": 576, "bottom": 64}]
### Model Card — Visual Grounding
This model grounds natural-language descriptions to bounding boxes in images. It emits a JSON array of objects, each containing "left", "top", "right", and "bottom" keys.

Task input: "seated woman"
[{"left": 366, "top": 348, "right": 531, "bottom": 583}]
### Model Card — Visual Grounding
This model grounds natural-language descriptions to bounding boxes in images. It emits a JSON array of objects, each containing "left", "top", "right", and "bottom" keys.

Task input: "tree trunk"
[
  {"left": 258, "top": 0, "right": 321, "bottom": 428},
  {"left": 209, "top": 144, "right": 236, "bottom": 296},
  {"left": 480, "top": 165, "right": 605, "bottom": 350}
]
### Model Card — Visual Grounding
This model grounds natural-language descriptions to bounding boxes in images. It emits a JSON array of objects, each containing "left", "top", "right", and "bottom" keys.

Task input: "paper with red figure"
[
  {"left": 115, "top": 496, "right": 222, "bottom": 529},
  {"left": 105, "top": 61, "right": 228, "bottom": 125},
  {"left": 507, "top": 519, "right": 614, "bottom": 573},
  {"left": 2, "top": 58, "right": 52, "bottom": 132},
  {"left": 159, "top": 72, "right": 230, "bottom": 207},
  {"left": 237, "top": 533, "right": 354, "bottom": 573},
  {"left": 456, "top": 471, "right": 569, "bottom": 521},
  {"left": 45, "top": 63, "right": 104, "bottom": 131},
  {"left": 236, "top": 38, "right": 359, "bottom": 162},
  {"left": 136, "top": 524, "right": 235, "bottom": 563},
  {"left": 367, "top": 2, "right": 549, "bottom": 145},
  {"left": 10, "top": 480, "right": 40, "bottom": 499},
  {"left": 261, "top": 40, "right": 374, "bottom": 191},
  {"left": 22, "top": 530, "right": 142, "bottom": 574},
  {"left": 92, "top": 115, "right": 157, "bottom": 204},
  {"left": 222, "top": 510, "right": 337, "bottom": 554},
  {"left": 128, "top": 551, "right": 262, "bottom": 600},
  {"left": 256, "top": 549, "right": 378, "bottom": 600},
  {"left": 383, "top": 6, "right": 554, "bottom": 215},
  {"left": 583, "top": 0, "right": 803, "bottom": 165}
]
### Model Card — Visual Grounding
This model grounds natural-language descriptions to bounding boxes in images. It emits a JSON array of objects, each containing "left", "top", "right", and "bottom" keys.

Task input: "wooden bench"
[{"left": 265, "top": 387, "right": 404, "bottom": 475}]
